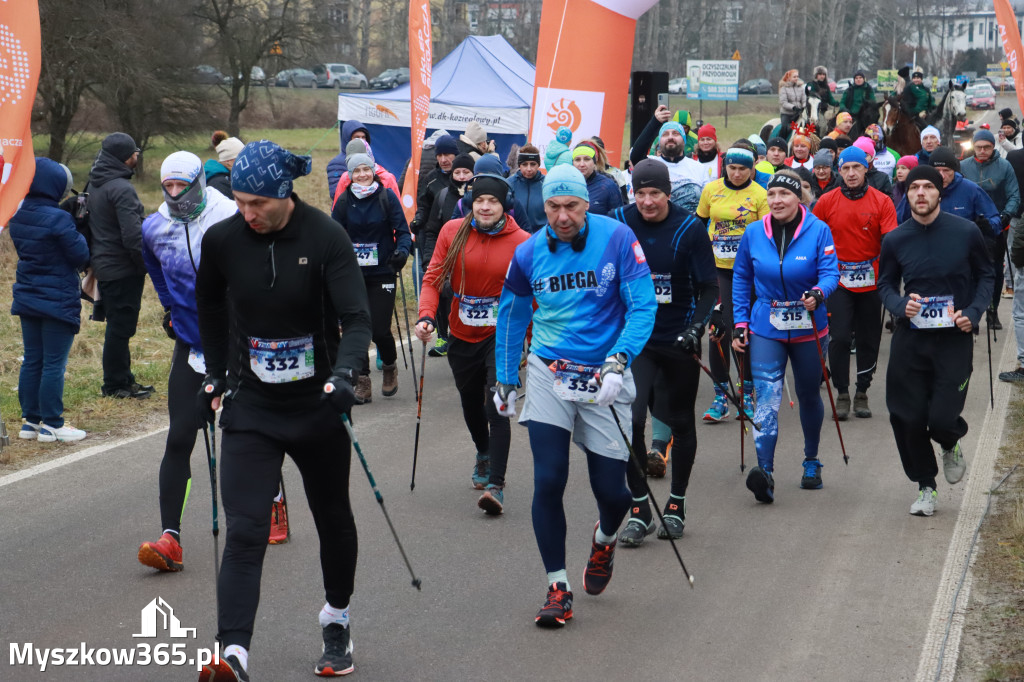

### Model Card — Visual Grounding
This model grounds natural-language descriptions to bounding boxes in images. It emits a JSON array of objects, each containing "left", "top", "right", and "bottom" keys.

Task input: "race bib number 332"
[{"left": 249, "top": 335, "right": 315, "bottom": 383}]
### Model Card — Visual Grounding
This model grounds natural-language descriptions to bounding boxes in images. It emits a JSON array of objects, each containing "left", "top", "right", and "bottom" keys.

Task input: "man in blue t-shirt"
[{"left": 493, "top": 164, "right": 656, "bottom": 628}]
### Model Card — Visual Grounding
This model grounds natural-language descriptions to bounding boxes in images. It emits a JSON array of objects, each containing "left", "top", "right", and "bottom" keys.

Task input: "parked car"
[
  {"left": 235, "top": 66, "right": 266, "bottom": 85},
  {"left": 194, "top": 65, "right": 229, "bottom": 85},
  {"left": 370, "top": 68, "right": 410, "bottom": 89},
  {"left": 739, "top": 78, "right": 772, "bottom": 94},
  {"left": 834, "top": 78, "right": 853, "bottom": 94},
  {"left": 668, "top": 77, "right": 687, "bottom": 94},
  {"left": 966, "top": 82, "right": 996, "bottom": 109},
  {"left": 313, "top": 63, "right": 368, "bottom": 89},
  {"left": 273, "top": 68, "right": 317, "bottom": 88}
]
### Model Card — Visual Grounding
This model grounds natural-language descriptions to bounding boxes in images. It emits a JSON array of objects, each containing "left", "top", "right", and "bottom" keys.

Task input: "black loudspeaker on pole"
[{"left": 630, "top": 71, "right": 669, "bottom": 150}]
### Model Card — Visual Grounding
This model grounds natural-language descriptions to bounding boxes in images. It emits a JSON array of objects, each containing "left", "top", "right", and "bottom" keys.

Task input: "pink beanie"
[
  {"left": 897, "top": 155, "right": 919, "bottom": 170},
  {"left": 852, "top": 136, "right": 875, "bottom": 157}
]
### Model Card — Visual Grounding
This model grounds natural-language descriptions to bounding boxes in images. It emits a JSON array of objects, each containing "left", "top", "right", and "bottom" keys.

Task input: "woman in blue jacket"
[
  {"left": 9, "top": 158, "right": 90, "bottom": 442},
  {"left": 571, "top": 142, "right": 622, "bottom": 215},
  {"left": 332, "top": 152, "right": 412, "bottom": 403},
  {"left": 732, "top": 170, "right": 840, "bottom": 503}
]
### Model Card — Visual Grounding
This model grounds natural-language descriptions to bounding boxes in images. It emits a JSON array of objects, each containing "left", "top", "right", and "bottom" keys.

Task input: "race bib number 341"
[
  {"left": 551, "top": 360, "right": 601, "bottom": 403},
  {"left": 249, "top": 335, "right": 315, "bottom": 383},
  {"left": 839, "top": 259, "right": 876, "bottom": 288}
]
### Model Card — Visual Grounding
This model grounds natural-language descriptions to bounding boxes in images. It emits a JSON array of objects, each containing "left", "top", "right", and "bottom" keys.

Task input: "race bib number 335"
[
  {"left": 550, "top": 360, "right": 601, "bottom": 403},
  {"left": 249, "top": 335, "right": 315, "bottom": 383}
]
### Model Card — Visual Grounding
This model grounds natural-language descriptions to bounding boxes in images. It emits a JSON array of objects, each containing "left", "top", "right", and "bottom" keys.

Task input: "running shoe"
[
  {"left": 269, "top": 499, "right": 289, "bottom": 544},
  {"left": 999, "top": 367, "right": 1024, "bottom": 383},
  {"left": 138, "top": 532, "right": 183, "bottom": 572},
  {"left": 646, "top": 446, "right": 669, "bottom": 478},
  {"left": 199, "top": 654, "right": 248, "bottom": 681},
  {"left": 746, "top": 466, "right": 775, "bottom": 503},
  {"left": 703, "top": 390, "right": 730, "bottom": 423},
  {"left": 18, "top": 421, "right": 40, "bottom": 440},
  {"left": 582, "top": 523, "right": 617, "bottom": 595},
  {"left": 37, "top": 423, "right": 86, "bottom": 442},
  {"left": 800, "top": 459, "right": 823, "bottom": 489},
  {"left": 657, "top": 495, "right": 685, "bottom": 539},
  {"left": 477, "top": 484, "right": 504, "bottom": 515},
  {"left": 1003, "top": 286, "right": 1015, "bottom": 299},
  {"left": 941, "top": 441, "right": 966, "bottom": 484},
  {"left": 853, "top": 391, "right": 872, "bottom": 418},
  {"left": 472, "top": 453, "right": 490, "bottom": 490},
  {"left": 315, "top": 623, "right": 354, "bottom": 676},
  {"left": 619, "top": 517, "right": 655, "bottom": 547},
  {"left": 428, "top": 337, "right": 449, "bottom": 357},
  {"left": 910, "top": 487, "right": 937, "bottom": 516},
  {"left": 535, "top": 582, "right": 573, "bottom": 628},
  {"left": 353, "top": 375, "right": 372, "bottom": 405}
]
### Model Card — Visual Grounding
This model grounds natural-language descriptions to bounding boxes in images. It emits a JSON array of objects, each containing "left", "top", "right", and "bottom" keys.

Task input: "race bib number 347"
[
  {"left": 249, "top": 335, "right": 315, "bottom": 383},
  {"left": 353, "top": 243, "right": 379, "bottom": 267}
]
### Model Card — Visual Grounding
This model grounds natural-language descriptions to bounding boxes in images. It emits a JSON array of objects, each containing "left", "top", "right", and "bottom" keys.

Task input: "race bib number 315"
[
  {"left": 769, "top": 300, "right": 812, "bottom": 330},
  {"left": 249, "top": 335, "right": 315, "bottom": 383},
  {"left": 551, "top": 360, "right": 601, "bottom": 403}
]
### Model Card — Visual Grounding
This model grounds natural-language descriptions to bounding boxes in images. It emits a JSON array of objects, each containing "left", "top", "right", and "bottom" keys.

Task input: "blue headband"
[
  {"left": 724, "top": 148, "right": 755, "bottom": 169},
  {"left": 231, "top": 140, "right": 312, "bottom": 199}
]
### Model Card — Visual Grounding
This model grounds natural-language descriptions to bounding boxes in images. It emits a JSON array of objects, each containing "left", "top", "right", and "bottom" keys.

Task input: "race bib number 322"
[
  {"left": 458, "top": 294, "right": 499, "bottom": 327},
  {"left": 249, "top": 335, "right": 315, "bottom": 383}
]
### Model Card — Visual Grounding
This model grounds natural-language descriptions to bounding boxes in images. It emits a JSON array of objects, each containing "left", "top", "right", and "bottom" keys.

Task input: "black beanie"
[
  {"left": 819, "top": 137, "right": 838, "bottom": 152},
  {"left": 928, "top": 147, "right": 957, "bottom": 169},
  {"left": 905, "top": 164, "right": 943, "bottom": 193},
  {"left": 999, "top": 107, "right": 1014, "bottom": 122},
  {"left": 469, "top": 174, "right": 509, "bottom": 205},
  {"left": 1004, "top": 119, "right": 1021, "bottom": 137},
  {"left": 767, "top": 137, "right": 788, "bottom": 152},
  {"left": 452, "top": 153, "right": 476, "bottom": 173},
  {"left": 631, "top": 158, "right": 671, "bottom": 196}
]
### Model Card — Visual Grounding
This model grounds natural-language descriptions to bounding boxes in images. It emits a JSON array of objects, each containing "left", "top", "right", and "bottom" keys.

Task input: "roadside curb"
[{"left": 914, "top": 332, "right": 1014, "bottom": 681}]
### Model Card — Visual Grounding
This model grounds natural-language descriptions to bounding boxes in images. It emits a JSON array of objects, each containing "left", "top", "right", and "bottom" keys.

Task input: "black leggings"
[
  {"left": 158, "top": 340, "right": 204, "bottom": 533},
  {"left": 826, "top": 286, "right": 882, "bottom": 393},
  {"left": 627, "top": 344, "right": 701, "bottom": 499},
  {"left": 216, "top": 399, "right": 357, "bottom": 650},
  {"left": 362, "top": 276, "right": 398, "bottom": 375},
  {"left": 446, "top": 335, "right": 511, "bottom": 486},
  {"left": 709, "top": 268, "right": 751, "bottom": 385},
  {"left": 436, "top": 290, "right": 453, "bottom": 340}
]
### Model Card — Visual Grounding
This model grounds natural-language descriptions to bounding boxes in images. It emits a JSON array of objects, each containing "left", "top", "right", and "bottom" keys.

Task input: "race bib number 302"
[
  {"left": 458, "top": 294, "right": 499, "bottom": 327},
  {"left": 769, "top": 300, "right": 812, "bottom": 330},
  {"left": 550, "top": 360, "right": 601, "bottom": 403},
  {"left": 249, "top": 335, "right": 315, "bottom": 383},
  {"left": 911, "top": 295, "right": 955, "bottom": 329},
  {"left": 652, "top": 273, "right": 672, "bottom": 304}
]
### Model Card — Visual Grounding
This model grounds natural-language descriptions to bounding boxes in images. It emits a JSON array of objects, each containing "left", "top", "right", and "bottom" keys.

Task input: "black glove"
[
  {"left": 675, "top": 323, "right": 703, "bottom": 352},
  {"left": 409, "top": 220, "right": 422, "bottom": 236},
  {"left": 162, "top": 309, "right": 176, "bottom": 340},
  {"left": 388, "top": 249, "right": 409, "bottom": 272},
  {"left": 417, "top": 315, "right": 437, "bottom": 330},
  {"left": 197, "top": 375, "right": 226, "bottom": 424},
  {"left": 803, "top": 289, "right": 825, "bottom": 308},
  {"left": 733, "top": 326, "right": 749, "bottom": 345},
  {"left": 322, "top": 369, "right": 357, "bottom": 415},
  {"left": 1001, "top": 213, "right": 1013, "bottom": 229},
  {"left": 708, "top": 306, "right": 724, "bottom": 339}
]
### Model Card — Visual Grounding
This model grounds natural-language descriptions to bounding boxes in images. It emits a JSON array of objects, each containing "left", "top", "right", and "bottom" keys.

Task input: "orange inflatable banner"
[
  {"left": 401, "top": 0, "right": 432, "bottom": 223},
  {"left": 994, "top": 0, "right": 1024, "bottom": 116},
  {"left": 530, "top": 0, "right": 657, "bottom": 168},
  {"left": 0, "top": 1, "right": 42, "bottom": 231}
]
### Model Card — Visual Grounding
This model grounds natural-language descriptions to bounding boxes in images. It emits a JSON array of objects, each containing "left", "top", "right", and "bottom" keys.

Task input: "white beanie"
[
  {"left": 216, "top": 137, "right": 245, "bottom": 163},
  {"left": 160, "top": 151, "right": 204, "bottom": 183},
  {"left": 920, "top": 125, "right": 941, "bottom": 143}
]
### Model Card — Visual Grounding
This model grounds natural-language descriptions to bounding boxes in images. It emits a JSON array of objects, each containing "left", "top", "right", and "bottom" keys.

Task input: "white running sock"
[
  {"left": 546, "top": 570, "right": 569, "bottom": 590},
  {"left": 274, "top": 487, "right": 284, "bottom": 503},
  {"left": 223, "top": 645, "right": 248, "bottom": 671},
  {"left": 319, "top": 602, "right": 350, "bottom": 629},
  {"left": 162, "top": 529, "right": 179, "bottom": 539},
  {"left": 595, "top": 527, "right": 617, "bottom": 544}
]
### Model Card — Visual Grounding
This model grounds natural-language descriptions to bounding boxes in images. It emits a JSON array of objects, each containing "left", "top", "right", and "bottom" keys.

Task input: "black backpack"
[{"left": 59, "top": 184, "right": 92, "bottom": 252}]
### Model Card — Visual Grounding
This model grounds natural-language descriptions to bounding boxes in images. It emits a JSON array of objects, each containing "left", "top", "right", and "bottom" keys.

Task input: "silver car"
[{"left": 313, "top": 63, "right": 368, "bottom": 89}]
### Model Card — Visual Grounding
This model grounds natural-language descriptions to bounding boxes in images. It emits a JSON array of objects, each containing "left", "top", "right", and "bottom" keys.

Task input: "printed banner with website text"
[
  {"left": 994, "top": 0, "right": 1024, "bottom": 116},
  {"left": 401, "top": 0, "right": 432, "bottom": 222},
  {"left": 0, "top": 1, "right": 41, "bottom": 231},
  {"left": 530, "top": 0, "right": 657, "bottom": 167}
]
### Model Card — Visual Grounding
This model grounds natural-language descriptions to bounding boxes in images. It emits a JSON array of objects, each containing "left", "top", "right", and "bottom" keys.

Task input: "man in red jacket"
[
  {"left": 813, "top": 146, "right": 898, "bottom": 419},
  {"left": 415, "top": 174, "right": 530, "bottom": 513}
]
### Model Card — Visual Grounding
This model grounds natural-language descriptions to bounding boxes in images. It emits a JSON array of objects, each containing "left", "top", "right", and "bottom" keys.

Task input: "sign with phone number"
[{"left": 686, "top": 60, "right": 739, "bottom": 101}]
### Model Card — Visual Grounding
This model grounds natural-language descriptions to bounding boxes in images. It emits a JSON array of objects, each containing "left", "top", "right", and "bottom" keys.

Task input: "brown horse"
[{"left": 883, "top": 95, "right": 922, "bottom": 157}]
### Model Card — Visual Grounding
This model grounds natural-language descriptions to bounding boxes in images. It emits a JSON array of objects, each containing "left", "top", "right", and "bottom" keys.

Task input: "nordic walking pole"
[
  {"left": 734, "top": 344, "right": 747, "bottom": 473},
  {"left": 393, "top": 307, "right": 409, "bottom": 370},
  {"left": 689, "top": 351, "right": 766, "bottom": 431},
  {"left": 201, "top": 423, "right": 221, "bottom": 620},
  {"left": 608, "top": 406, "right": 694, "bottom": 588},
  {"left": 410, "top": 341, "right": 427, "bottom": 491},
  {"left": 987, "top": 318, "right": 995, "bottom": 409},
  {"left": 784, "top": 377, "right": 795, "bottom": 409},
  {"left": 807, "top": 300, "right": 849, "bottom": 465},
  {"left": 340, "top": 413, "right": 422, "bottom": 590},
  {"left": 713, "top": 337, "right": 748, "bottom": 432},
  {"left": 279, "top": 475, "right": 292, "bottom": 542},
  {"left": 397, "top": 270, "right": 419, "bottom": 399}
]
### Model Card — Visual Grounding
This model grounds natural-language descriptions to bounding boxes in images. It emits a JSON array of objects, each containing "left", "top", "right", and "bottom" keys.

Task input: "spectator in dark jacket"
[
  {"left": 410, "top": 134, "right": 458, "bottom": 236},
  {"left": 507, "top": 144, "right": 546, "bottom": 232},
  {"left": 326, "top": 119, "right": 371, "bottom": 198},
  {"left": 87, "top": 132, "right": 152, "bottom": 399},
  {"left": 10, "top": 158, "right": 91, "bottom": 442},
  {"left": 204, "top": 136, "right": 243, "bottom": 199},
  {"left": 331, "top": 152, "right": 412, "bottom": 402}
]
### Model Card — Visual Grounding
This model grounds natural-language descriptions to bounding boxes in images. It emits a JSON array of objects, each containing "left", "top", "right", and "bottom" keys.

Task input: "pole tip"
[
  {"left": 740, "top": 464, "right": 746, "bottom": 472},
  {"left": 412, "top": 578, "right": 422, "bottom": 590},
  {"left": 689, "top": 575, "right": 695, "bottom": 587}
]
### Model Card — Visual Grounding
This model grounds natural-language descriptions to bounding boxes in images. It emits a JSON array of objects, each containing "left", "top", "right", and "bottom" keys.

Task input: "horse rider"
[{"left": 900, "top": 69, "right": 935, "bottom": 131}]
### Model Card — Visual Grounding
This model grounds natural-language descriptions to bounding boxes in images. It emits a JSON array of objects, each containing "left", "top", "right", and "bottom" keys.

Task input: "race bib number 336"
[{"left": 249, "top": 335, "right": 315, "bottom": 383}]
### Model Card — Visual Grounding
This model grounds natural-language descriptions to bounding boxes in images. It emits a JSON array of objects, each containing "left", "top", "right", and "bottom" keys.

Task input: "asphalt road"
[{"left": 0, "top": 289, "right": 1008, "bottom": 681}]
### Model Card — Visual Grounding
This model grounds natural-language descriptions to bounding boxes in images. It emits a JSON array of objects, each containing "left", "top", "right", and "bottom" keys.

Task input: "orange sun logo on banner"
[{"left": 546, "top": 98, "right": 582, "bottom": 133}]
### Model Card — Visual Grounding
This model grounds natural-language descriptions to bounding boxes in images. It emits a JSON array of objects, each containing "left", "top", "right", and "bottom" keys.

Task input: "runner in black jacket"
[
  {"left": 877, "top": 164, "right": 994, "bottom": 518},
  {"left": 195, "top": 140, "right": 371, "bottom": 681}
]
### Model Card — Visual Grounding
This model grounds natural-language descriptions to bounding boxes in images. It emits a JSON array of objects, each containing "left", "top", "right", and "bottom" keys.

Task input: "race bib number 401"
[
  {"left": 911, "top": 295, "right": 955, "bottom": 329},
  {"left": 458, "top": 294, "right": 499, "bottom": 327},
  {"left": 769, "top": 300, "right": 812, "bottom": 330},
  {"left": 249, "top": 335, "right": 315, "bottom": 383},
  {"left": 550, "top": 360, "right": 600, "bottom": 403}
]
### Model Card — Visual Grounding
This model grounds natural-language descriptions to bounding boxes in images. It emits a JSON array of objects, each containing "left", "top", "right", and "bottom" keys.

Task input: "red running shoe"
[
  {"left": 199, "top": 654, "right": 248, "bottom": 681},
  {"left": 535, "top": 582, "right": 573, "bottom": 628},
  {"left": 138, "top": 532, "right": 183, "bottom": 572},
  {"left": 582, "top": 523, "right": 617, "bottom": 595},
  {"left": 269, "top": 499, "right": 289, "bottom": 545}
]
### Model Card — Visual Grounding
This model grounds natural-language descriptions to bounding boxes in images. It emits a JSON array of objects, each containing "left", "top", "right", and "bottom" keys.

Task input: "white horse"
[{"left": 937, "top": 84, "right": 967, "bottom": 144}]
